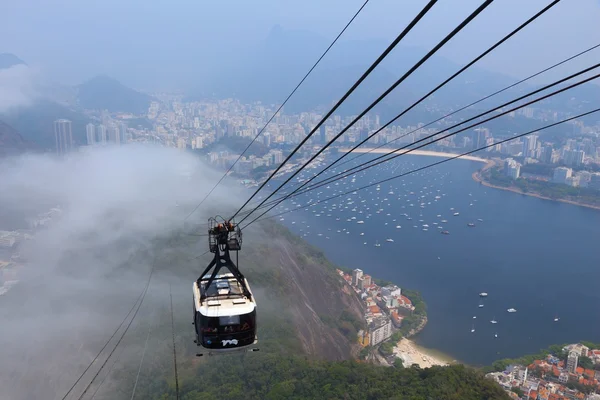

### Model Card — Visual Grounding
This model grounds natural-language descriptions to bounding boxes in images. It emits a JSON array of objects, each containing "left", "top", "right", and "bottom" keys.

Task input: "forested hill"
[
  {"left": 101, "top": 220, "right": 508, "bottom": 400},
  {"left": 160, "top": 355, "right": 509, "bottom": 400}
]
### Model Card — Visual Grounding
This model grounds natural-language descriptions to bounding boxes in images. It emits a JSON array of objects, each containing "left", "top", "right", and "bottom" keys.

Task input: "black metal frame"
[{"left": 198, "top": 217, "right": 251, "bottom": 302}]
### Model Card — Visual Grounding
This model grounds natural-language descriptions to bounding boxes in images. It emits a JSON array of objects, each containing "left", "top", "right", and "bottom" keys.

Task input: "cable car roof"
[{"left": 193, "top": 279, "right": 256, "bottom": 318}]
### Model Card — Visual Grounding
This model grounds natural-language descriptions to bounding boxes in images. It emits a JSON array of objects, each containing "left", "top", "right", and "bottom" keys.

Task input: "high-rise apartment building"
[
  {"left": 54, "top": 119, "right": 73, "bottom": 156},
  {"left": 97, "top": 124, "right": 107, "bottom": 144},
  {"left": 85, "top": 123, "right": 95, "bottom": 146}
]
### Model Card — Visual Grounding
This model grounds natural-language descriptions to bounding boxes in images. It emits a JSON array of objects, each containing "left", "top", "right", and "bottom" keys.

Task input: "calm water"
[{"left": 268, "top": 154, "right": 600, "bottom": 366}]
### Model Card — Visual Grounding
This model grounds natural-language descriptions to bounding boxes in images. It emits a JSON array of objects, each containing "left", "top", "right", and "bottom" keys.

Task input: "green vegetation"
[
  {"left": 153, "top": 356, "right": 509, "bottom": 400},
  {"left": 486, "top": 167, "right": 600, "bottom": 207},
  {"left": 110, "top": 223, "right": 507, "bottom": 400},
  {"left": 320, "top": 310, "right": 364, "bottom": 340},
  {"left": 397, "top": 289, "right": 427, "bottom": 337},
  {"left": 379, "top": 340, "right": 396, "bottom": 357},
  {"left": 483, "top": 344, "right": 569, "bottom": 373},
  {"left": 579, "top": 341, "right": 600, "bottom": 350},
  {"left": 578, "top": 356, "right": 594, "bottom": 370},
  {"left": 393, "top": 358, "right": 404, "bottom": 369}
]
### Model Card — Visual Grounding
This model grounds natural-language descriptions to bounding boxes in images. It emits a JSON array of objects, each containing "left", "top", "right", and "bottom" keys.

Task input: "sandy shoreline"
[
  {"left": 339, "top": 147, "right": 488, "bottom": 163},
  {"left": 472, "top": 165, "right": 600, "bottom": 212},
  {"left": 393, "top": 338, "right": 455, "bottom": 368}
]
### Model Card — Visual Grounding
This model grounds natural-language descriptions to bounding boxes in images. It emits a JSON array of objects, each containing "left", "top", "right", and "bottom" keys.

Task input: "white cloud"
[
  {"left": 0, "top": 144, "right": 242, "bottom": 399},
  {"left": 0, "top": 64, "right": 39, "bottom": 113}
]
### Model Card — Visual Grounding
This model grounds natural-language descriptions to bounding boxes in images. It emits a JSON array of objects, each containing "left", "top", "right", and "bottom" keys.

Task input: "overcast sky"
[{"left": 1, "top": 0, "right": 599, "bottom": 90}]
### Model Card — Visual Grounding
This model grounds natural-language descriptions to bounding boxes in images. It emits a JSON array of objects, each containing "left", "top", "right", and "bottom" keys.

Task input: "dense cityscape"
[
  {"left": 50, "top": 96, "right": 600, "bottom": 193},
  {"left": 487, "top": 343, "right": 600, "bottom": 400}
]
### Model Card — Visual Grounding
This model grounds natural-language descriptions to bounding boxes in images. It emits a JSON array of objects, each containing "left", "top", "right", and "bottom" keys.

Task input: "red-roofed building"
[
  {"left": 584, "top": 369, "right": 595, "bottom": 379},
  {"left": 576, "top": 366, "right": 584, "bottom": 375},
  {"left": 528, "top": 390, "right": 537, "bottom": 399},
  {"left": 397, "top": 295, "right": 415, "bottom": 311},
  {"left": 391, "top": 311, "right": 404, "bottom": 328},
  {"left": 369, "top": 305, "right": 381, "bottom": 315},
  {"left": 537, "top": 388, "right": 549, "bottom": 400}
]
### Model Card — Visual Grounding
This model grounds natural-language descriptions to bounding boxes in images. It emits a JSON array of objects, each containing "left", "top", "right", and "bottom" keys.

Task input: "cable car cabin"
[{"left": 193, "top": 272, "right": 257, "bottom": 352}]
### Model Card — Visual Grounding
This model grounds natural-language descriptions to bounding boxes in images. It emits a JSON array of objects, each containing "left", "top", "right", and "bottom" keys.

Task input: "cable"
[
  {"left": 182, "top": 0, "right": 371, "bottom": 222},
  {"left": 129, "top": 323, "right": 152, "bottom": 400},
  {"left": 250, "top": 107, "right": 600, "bottom": 225},
  {"left": 272, "top": 0, "right": 561, "bottom": 203},
  {"left": 336, "top": 41, "right": 600, "bottom": 168},
  {"left": 74, "top": 260, "right": 156, "bottom": 400},
  {"left": 185, "top": 250, "right": 211, "bottom": 263},
  {"left": 89, "top": 341, "right": 128, "bottom": 399},
  {"left": 231, "top": 0, "right": 441, "bottom": 220},
  {"left": 236, "top": 0, "right": 493, "bottom": 224},
  {"left": 236, "top": 40, "right": 600, "bottom": 214},
  {"left": 170, "top": 284, "right": 180, "bottom": 400},
  {"left": 241, "top": 68, "right": 600, "bottom": 227},
  {"left": 298, "top": 64, "right": 600, "bottom": 192},
  {"left": 233, "top": 41, "right": 600, "bottom": 216},
  {"left": 61, "top": 263, "right": 147, "bottom": 400},
  {"left": 244, "top": 61, "right": 600, "bottom": 215}
]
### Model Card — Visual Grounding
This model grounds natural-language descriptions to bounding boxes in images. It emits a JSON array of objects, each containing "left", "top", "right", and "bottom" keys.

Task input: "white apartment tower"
[{"left": 54, "top": 119, "right": 73, "bottom": 156}]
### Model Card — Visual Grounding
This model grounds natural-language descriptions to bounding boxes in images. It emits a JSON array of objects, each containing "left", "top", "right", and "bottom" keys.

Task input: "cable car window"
[{"left": 219, "top": 315, "right": 240, "bottom": 326}]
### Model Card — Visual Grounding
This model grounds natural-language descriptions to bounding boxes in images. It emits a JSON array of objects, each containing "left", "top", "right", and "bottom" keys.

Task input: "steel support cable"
[
  {"left": 250, "top": 107, "right": 600, "bottom": 225},
  {"left": 243, "top": 62, "right": 600, "bottom": 216},
  {"left": 60, "top": 257, "right": 148, "bottom": 400},
  {"left": 183, "top": 0, "right": 371, "bottom": 222},
  {"left": 170, "top": 285, "right": 180, "bottom": 400},
  {"left": 232, "top": 41, "right": 600, "bottom": 216},
  {"left": 236, "top": 0, "right": 493, "bottom": 225},
  {"left": 242, "top": 70, "right": 600, "bottom": 228},
  {"left": 290, "top": 63, "right": 600, "bottom": 191},
  {"left": 74, "top": 260, "right": 156, "bottom": 400},
  {"left": 230, "top": 0, "right": 441, "bottom": 220},
  {"left": 129, "top": 322, "right": 152, "bottom": 400},
  {"left": 263, "top": 0, "right": 560, "bottom": 205},
  {"left": 335, "top": 42, "right": 600, "bottom": 168},
  {"left": 89, "top": 340, "right": 128, "bottom": 399}
]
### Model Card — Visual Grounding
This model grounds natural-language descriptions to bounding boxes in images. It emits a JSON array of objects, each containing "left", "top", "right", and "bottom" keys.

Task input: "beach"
[
  {"left": 339, "top": 148, "right": 488, "bottom": 163},
  {"left": 393, "top": 338, "right": 454, "bottom": 368}
]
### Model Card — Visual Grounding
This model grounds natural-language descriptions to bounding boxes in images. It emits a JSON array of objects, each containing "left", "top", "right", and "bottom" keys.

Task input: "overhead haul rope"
[
  {"left": 236, "top": 0, "right": 494, "bottom": 224},
  {"left": 235, "top": 40, "right": 600, "bottom": 214},
  {"left": 183, "top": 0, "right": 371, "bottom": 221},
  {"left": 240, "top": 61, "right": 600, "bottom": 220},
  {"left": 230, "top": 0, "right": 442, "bottom": 220},
  {"left": 241, "top": 68, "right": 600, "bottom": 227},
  {"left": 259, "top": 0, "right": 561, "bottom": 207},
  {"left": 249, "top": 107, "right": 600, "bottom": 225}
]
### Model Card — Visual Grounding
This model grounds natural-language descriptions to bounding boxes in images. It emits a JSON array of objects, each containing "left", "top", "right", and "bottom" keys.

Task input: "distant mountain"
[
  {"left": 0, "top": 53, "right": 27, "bottom": 69},
  {"left": 1, "top": 100, "right": 91, "bottom": 150},
  {"left": 77, "top": 75, "right": 155, "bottom": 115},
  {"left": 187, "top": 26, "right": 517, "bottom": 120},
  {"left": 0, "top": 119, "right": 35, "bottom": 156},
  {"left": 188, "top": 26, "right": 600, "bottom": 125}
]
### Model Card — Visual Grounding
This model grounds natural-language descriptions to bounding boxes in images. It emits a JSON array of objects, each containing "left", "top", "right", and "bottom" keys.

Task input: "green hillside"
[{"left": 95, "top": 221, "right": 508, "bottom": 400}]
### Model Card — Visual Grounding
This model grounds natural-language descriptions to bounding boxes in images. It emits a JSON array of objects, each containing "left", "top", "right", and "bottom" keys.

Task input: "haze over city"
[{"left": 1, "top": 1, "right": 600, "bottom": 400}]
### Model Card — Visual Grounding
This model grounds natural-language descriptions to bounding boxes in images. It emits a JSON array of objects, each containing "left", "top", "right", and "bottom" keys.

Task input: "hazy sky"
[{"left": 2, "top": 0, "right": 599, "bottom": 90}]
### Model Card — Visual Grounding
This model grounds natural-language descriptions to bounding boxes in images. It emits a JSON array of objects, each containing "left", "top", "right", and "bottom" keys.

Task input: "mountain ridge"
[
  {"left": 0, "top": 119, "right": 35, "bottom": 157},
  {"left": 77, "top": 75, "right": 155, "bottom": 115}
]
